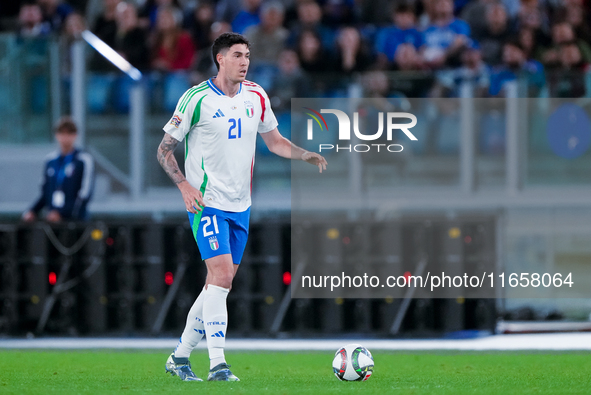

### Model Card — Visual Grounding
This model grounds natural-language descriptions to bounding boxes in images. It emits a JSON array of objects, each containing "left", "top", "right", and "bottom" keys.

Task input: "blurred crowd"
[{"left": 3, "top": 0, "right": 591, "bottom": 104}]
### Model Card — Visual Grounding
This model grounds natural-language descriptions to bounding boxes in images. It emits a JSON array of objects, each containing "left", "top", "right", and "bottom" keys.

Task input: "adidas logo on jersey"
[{"left": 213, "top": 109, "right": 225, "bottom": 118}]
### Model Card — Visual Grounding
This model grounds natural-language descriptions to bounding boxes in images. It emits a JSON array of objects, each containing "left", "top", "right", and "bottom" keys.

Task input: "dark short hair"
[
  {"left": 211, "top": 32, "right": 250, "bottom": 70},
  {"left": 55, "top": 116, "right": 77, "bottom": 134},
  {"left": 394, "top": 4, "right": 415, "bottom": 15},
  {"left": 504, "top": 38, "right": 524, "bottom": 52},
  {"left": 21, "top": 0, "right": 39, "bottom": 8},
  {"left": 559, "top": 40, "right": 580, "bottom": 50}
]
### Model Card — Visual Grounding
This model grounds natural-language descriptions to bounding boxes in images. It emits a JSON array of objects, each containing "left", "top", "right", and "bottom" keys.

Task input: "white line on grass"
[{"left": 1, "top": 333, "right": 591, "bottom": 350}]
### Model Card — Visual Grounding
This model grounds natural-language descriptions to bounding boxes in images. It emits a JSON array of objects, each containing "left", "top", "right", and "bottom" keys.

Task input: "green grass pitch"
[{"left": 1, "top": 349, "right": 590, "bottom": 394}]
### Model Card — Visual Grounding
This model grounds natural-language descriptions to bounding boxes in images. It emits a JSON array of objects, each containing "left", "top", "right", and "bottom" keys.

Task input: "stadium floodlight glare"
[{"left": 81, "top": 30, "right": 142, "bottom": 81}]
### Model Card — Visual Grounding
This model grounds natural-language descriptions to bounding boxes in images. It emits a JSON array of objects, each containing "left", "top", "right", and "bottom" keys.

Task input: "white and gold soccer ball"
[{"left": 332, "top": 344, "right": 374, "bottom": 381}]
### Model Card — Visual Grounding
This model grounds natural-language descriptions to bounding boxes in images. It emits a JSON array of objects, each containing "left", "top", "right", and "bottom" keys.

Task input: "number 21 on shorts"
[{"left": 201, "top": 215, "right": 219, "bottom": 236}]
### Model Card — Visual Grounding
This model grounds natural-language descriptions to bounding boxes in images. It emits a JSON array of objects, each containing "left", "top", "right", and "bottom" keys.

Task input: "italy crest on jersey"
[
  {"left": 209, "top": 236, "right": 219, "bottom": 251},
  {"left": 244, "top": 101, "right": 254, "bottom": 118}
]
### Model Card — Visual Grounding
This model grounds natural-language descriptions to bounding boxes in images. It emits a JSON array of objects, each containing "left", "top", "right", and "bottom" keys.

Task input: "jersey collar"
[{"left": 207, "top": 78, "right": 242, "bottom": 96}]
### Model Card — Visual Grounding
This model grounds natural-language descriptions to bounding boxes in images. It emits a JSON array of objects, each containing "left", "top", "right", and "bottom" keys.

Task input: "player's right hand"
[{"left": 178, "top": 181, "right": 205, "bottom": 213}]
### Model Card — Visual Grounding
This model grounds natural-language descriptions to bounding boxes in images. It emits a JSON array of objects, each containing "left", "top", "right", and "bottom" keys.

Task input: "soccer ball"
[{"left": 332, "top": 344, "right": 374, "bottom": 381}]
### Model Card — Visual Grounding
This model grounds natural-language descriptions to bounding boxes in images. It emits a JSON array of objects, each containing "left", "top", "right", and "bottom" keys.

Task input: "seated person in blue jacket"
[{"left": 23, "top": 117, "right": 94, "bottom": 222}]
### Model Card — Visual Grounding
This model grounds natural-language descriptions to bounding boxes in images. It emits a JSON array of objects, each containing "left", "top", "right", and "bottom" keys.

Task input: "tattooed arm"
[{"left": 157, "top": 133, "right": 205, "bottom": 212}]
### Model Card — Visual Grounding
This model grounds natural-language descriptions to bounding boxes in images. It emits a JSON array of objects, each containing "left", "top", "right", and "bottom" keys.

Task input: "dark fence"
[{"left": 0, "top": 217, "right": 497, "bottom": 337}]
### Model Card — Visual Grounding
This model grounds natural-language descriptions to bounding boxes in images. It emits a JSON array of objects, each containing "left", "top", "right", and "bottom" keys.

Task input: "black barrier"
[
  {"left": 17, "top": 226, "right": 48, "bottom": 332},
  {"left": 0, "top": 225, "right": 18, "bottom": 333},
  {"left": 0, "top": 217, "right": 497, "bottom": 337}
]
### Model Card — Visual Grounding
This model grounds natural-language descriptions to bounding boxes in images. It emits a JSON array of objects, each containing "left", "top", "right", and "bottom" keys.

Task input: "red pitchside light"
[
  {"left": 49, "top": 272, "right": 57, "bottom": 285},
  {"left": 283, "top": 272, "right": 291, "bottom": 285},
  {"left": 165, "top": 272, "right": 174, "bottom": 285}
]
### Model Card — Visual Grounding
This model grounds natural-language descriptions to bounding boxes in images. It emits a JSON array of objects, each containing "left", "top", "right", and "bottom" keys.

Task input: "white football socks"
[
  {"left": 174, "top": 286, "right": 206, "bottom": 359},
  {"left": 202, "top": 284, "right": 230, "bottom": 369}
]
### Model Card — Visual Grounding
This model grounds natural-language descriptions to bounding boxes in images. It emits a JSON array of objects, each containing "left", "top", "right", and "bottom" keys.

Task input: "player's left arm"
[{"left": 261, "top": 127, "right": 327, "bottom": 173}]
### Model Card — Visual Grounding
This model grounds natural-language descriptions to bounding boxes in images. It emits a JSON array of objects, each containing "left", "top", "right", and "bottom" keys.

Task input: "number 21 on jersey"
[
  {"left": 201, "top": 215, "right": 219, "bottom": 236},
  {"left": 228, "top": 118, "right": 242, "bottom": 139}
]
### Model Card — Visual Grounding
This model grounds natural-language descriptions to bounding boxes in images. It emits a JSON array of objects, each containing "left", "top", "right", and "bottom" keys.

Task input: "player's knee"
[
  {"left": 220, "top": 272, "right": 234, "bottom": 288},
  {"left": 210, "top": 272, "right": 234, "bottom": 289}
]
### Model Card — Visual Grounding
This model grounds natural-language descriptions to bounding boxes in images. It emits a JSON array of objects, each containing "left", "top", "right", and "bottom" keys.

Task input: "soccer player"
[{"left": 157, "top": 32, "right": 327, "bottom": 382}]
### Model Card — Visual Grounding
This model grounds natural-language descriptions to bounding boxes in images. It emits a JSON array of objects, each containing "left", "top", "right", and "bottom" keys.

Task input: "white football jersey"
[{"left": 163, "top": 78, "right": 278, "bottom": 212}]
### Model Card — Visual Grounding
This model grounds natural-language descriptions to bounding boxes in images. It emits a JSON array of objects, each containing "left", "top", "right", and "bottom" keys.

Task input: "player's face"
[{"left": 220, "top": 44, "right": 250, "bottom": 82}]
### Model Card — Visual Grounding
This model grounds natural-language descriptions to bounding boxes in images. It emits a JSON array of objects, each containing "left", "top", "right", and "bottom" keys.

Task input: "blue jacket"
[{"left": 31, "top": 148, "right": 94, "bottom": 220}]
